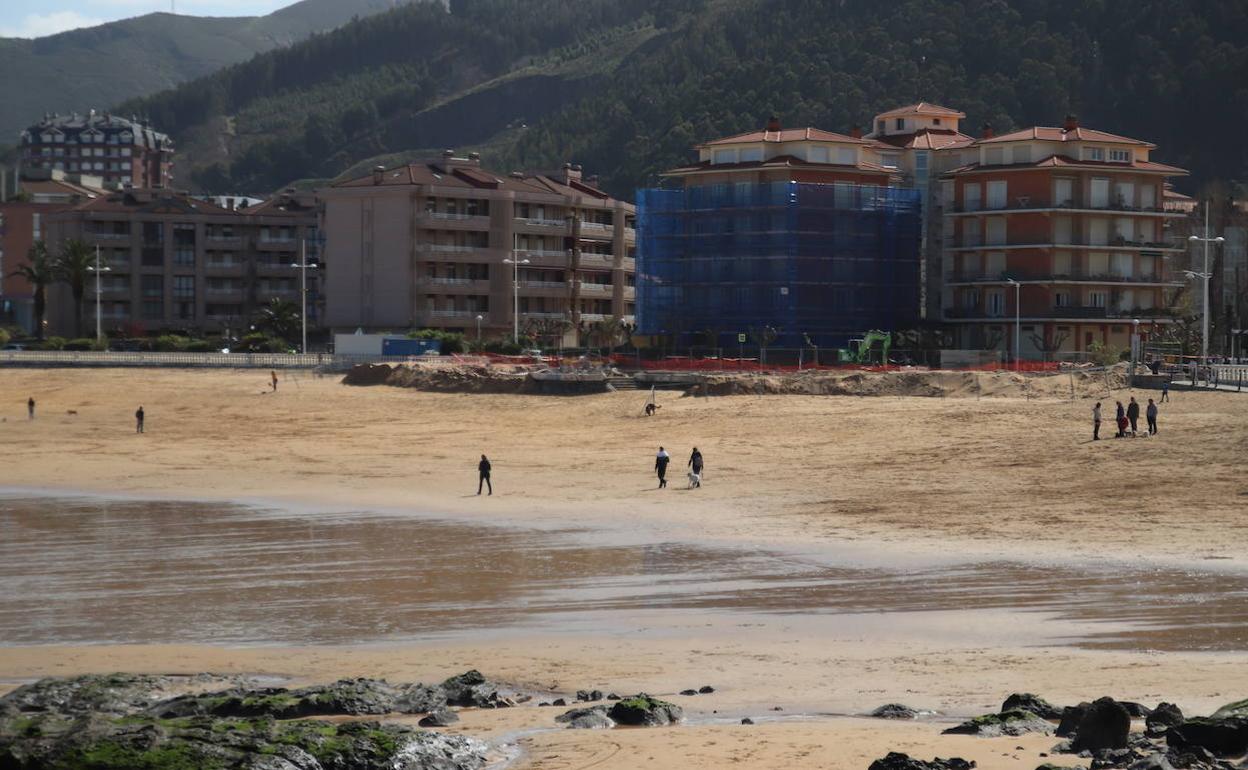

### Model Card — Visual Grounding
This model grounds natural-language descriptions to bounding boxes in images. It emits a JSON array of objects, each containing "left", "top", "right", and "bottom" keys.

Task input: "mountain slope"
[
  {"left": 122, "top": 0, "right": 1248, "bottom": 197},
  {"left": 0, "top": 0, "right": 413, "bottom": 141}
]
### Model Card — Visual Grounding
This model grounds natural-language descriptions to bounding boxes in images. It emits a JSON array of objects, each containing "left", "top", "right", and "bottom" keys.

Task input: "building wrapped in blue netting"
[{"left": 636, "top": 181, "right": 922, "bottom": 349}]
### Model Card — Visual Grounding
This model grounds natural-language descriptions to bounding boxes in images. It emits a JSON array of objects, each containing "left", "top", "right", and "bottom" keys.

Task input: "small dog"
[{"left": 687, "top": 471, "right": 701, "bottom": 488}]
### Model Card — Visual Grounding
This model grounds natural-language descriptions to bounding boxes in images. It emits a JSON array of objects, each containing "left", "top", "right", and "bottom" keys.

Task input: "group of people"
[
  {"left": 655, "top": 446, "right": 703, "bottom": 488},
  {"left": 23, "top": 396, "right": 144, "bottom": 433},
  {"left": 1092, "top": 395, "right": 1159, "bottom": 440}
]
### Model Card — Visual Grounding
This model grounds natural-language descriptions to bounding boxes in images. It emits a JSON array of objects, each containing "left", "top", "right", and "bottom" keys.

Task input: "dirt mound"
[
  {"left": 687, "top": 365, "right": 1130, "bottom": 399},
  {"left": 343, "top": 363, "right": 529, "bottom": 393}
]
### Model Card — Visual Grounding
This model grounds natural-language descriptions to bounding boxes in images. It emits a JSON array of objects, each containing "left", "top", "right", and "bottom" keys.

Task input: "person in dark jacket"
[
  {"left": 1114, "top": 401, "right": 1126, "bottom": 437},
  {"left": 1092, "top": 401, "right": 1102, "bottom": 441},
  {"left": 688, "top": 447, "right": 704, "bottom": 476},
  {"left": 135, "top": 406, "right": 145, "bottom": 434},
  {"left": 27, "top": 397, "right": 34, "bottom": 420},
  {"left": 1126, "top": 397, "right": 1140, "bottom": 436},
  {"left": 1146, "top": 398, "right": 1159, "bottom": 435},
  {"left": 655, "top": 447, "right": 671, "bottom": 488},
  {"left": 477, "top": 455, "right": 492, "bottom": 495}
]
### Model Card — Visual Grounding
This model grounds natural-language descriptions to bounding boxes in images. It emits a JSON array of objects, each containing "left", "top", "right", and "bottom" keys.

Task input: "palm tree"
[
  {"left": 55, "top": 238, "right": 95, "bottom": 338},
  {"left": 9, "top": 241, "right": 55, "bottom": 340},
  {"left": 255, "top": 297, "right": 301, "bottom": 343},
  {"left": 588, "top": 316, "right": 632, "bottom": 354}
]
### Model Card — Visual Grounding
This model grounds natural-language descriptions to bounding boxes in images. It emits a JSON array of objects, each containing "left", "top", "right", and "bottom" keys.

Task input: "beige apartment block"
[{"left": 321, "top": 153, "right": 636, "bottom": 342}]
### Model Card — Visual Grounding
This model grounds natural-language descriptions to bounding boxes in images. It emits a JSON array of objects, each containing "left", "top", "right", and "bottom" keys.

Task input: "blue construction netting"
[{"left": 636, "top": 181, "right": 922, "bottom": 348}]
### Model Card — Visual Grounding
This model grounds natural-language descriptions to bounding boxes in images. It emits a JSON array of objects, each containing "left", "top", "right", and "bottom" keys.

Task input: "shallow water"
[{"left": 0, "top": 495, "right": 1244, "bottom": 652}]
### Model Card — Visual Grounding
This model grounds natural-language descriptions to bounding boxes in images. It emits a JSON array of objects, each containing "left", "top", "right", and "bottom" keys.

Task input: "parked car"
[{"left": 1, "top": 342, "right": 30, "bottom": 351}]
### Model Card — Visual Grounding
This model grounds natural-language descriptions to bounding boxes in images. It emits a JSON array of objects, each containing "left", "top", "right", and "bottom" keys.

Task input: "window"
[
  {"left": 1054, "top": 178, "right": 1074, "bottom": 207},
  {"left": 986, "top": 291, "right": 1005, "bottom": 317},
  {"left": 1089, "top": 218, "right": 1109, "bottom": 246},
  {"left": 984, "top": 147, "right": 1003, "bottom": 165},
  {"left": 880, "top": 153, "right": 900, "bottom": 169},
  {"left": 933, "top": 118, "right": 942, "bottom": 125},
  {"left": 1084, "top": 147, "right": 1105, "bottom": 162},
  {"left": 712, "top": 148, "right": 737, "bottom": 164},
  {"left": 1012, "top": 146, "right": 1031, "bottom": 164},
  {"left": 895, "top": 118, "right": 905, "bottom": 130},
  {"left": 963, "top": 183, "right": 981, "bottom": 212},
  {"left": 985, "top": 217, "right": 1006, "bottom": 246},
  {"left": 876, "top": 120, "right": 885, "bottom": 133},
  {"left": 173, "top": 276, "right": 195, "bottom": 299},
  {"left": 1090, "top": 178, "right": 1110, "bottom": 208},
  {"left": 1054, "top": 251, "right": 1072, "bottom": 276},
  {"left": 1141, "top": 185, "right": 1156, "bottom": 210},
  {"left": 1054, "top": 291, "right": 1071, "bottom": 308},
  {"left": 739, "top": 147, "right": 763, "bottom": 163},
  {"left": 985, "top": 252, "right": 1006, "bottom": 277},
  {"left": 1109, "top": 149, "right": 1130, "bottom": 163},
  {"left": 32, "top": 213, "right": 41, "bottom": 239},
  {"left": 914, "top": 150, "right": 929, "bottom": 185},
  {"left": 986, "top": 180, "right": 1007, "bottom": 209},
  {"left": 1088, "top": 290, "right": 1107, "bottom": 308},
  {"left": 838, "top": 147, "right": 855, "bottom": 165}
]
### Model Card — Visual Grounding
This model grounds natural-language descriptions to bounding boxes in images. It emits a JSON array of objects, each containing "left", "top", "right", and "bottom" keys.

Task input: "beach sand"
[{"left": 1, "top": 367, "right": 1246, "bottom": 769}]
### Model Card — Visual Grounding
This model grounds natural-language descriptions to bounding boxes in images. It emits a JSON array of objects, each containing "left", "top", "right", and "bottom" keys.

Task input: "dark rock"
[
  {"left": 1035, "top": 764, "right": 1082, "bottom": 770},
  {"left": 1003, "top": 694, "right": 1064, "bottom": 720},
  {"left": 1121, "top": 702, "right": 1154, "bottom": 719},
  {"left": 538, "top": 702, "right": 551, "bottom": 707},
  {"left": 1057, "top": 704, "right": 1089, "bottom": 737},
  {"left": 1209, "top": 698, "right": 1248, "bottom": 720},
  {"left": 868, "top": 751, "right": 976, "bottom": 770},
  {"left": 1, "top": 674, "right": 169, "bottom": 717},
  {"left": 418, "top": 709, "right": 459, "bottom": 727},
  {"left": 680, "top": 689, "right": 698, "bottom": 696},
  {"left": 1165, "top": 717, "right": 1248, "bottom": 757},
  {"left": 555, "top": 706, "right": 614, "bottom": 730},
  {"left": 1147, "top": 704, "right": 1185, "bottom": 738},
  {"left": 441, "top": 670, "right": 505, "bottom": 708},
  {"left": 575, "top": 690, "right": 604, "bottom": 703},
  {"left": 1129, "top": 754, "right": 1177, "bottom": 770},
  {"left": 699, "top": 686, "right": 715, "bottom": 694},
  {"left": 293, "top": 678, "right": 397, "bottom": 715},
  {"left": 1071, "top": 698, "right": 1132, "bottom": 753},
  {"left": 551, "top": 698, "right": 567, "bottom": 707},
  {"left": 606, "top": 693, "right": 621, "bottom": 701},
  {"left": 871, "top": 704, "right": 921, "bottom": 720},
  {"left": 607, "top": 694, "right": 683, "bottom": 726},
  {"left": 342, "top": 363, "right": 395, "bottom": 386},
  {"left": 943, "top": 710, "right": 1053, "bottom": 738},
  {"left": 741, "top": 718, "right": 754, "bottom": 725},
  {"left": 1089, "top": 746, "right": 1148, "bottom": 769},
  {"left": 393, "top": 683, "right": 447, "bottom": 714}
]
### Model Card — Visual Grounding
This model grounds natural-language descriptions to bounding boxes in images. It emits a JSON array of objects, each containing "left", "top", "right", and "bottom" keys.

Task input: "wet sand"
[{"left": 1, "top": 368, "right": 1247, "bottom": 769}]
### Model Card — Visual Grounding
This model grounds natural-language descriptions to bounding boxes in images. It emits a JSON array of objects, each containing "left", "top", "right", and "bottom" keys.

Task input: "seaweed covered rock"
[
  {"left": 1146, "top": 703, "right": 1184, "bottom": 737},
  {"left": 607, "top": 694, "right": 683, "bottom": 726},
  {"left": 1209, "top": 698, "right": 1248, "bottom": 720},
  {"left": 1070, "top": 698, "right": 1131, "bottom": 752},
  {"left": 2, "top": 674, "right": 170, "bottom": 717},
  {"left": 1165, "top": 716, "right": 1248, "bottom": 757},
  {"left": 417, "top": 709, "right": 459, "bottom": 728},
  {"left": 555, "top": 706, "right": 615, "bottom": 730},
  {"left": 1002, "top": 694, "right": 1063, "bottom": 720},
  {"left": 868, "top": 751, "right": 976, "bottom": 770},
  {"left": 942, "top": 710, "right": 1052, "bottom": 737},
  {"left": 871, "top": 704, "right": 921, "bottom": 720},
  {"left": 440, "top": 670, "right": 508, "bottom": 708}
]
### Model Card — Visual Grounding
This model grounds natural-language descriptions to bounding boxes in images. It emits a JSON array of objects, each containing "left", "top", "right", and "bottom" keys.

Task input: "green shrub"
[
  {"left": 406, "top": 328, "right": 466, "bottom": 354},
  {"left": 0, "top": 328, "right": 9, "bottom": 347},
  {"left": 42, "top": 336, "right": 67, "bottom": 351},
  {"left": 240, "top": 332, "right": 289, "bottom": 353},
  {"left": 63, "top": 338, "right": 95, "bottom": 351},
  {"left": 184, "top": 340, "right": 216, "bottom": 353},
  {"left": 1088, "top": 341, "right": 1125, "bottom": 367},
  {"left": 154, "top": 334, "right": 191, "bottom": 352}
]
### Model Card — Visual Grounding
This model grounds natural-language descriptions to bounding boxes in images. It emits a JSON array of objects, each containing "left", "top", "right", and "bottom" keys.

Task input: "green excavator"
[{"left": 837, "top": 330, "right": 892, "bottom": 365}]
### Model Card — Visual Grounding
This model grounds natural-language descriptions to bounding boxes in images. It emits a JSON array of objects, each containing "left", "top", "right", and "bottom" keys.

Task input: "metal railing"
[{"left": 0, "top": 350, "right": 477, "bottom": 371}]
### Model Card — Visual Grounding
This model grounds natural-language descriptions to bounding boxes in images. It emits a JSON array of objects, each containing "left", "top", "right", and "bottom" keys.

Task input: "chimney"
[
  {"left": 765, "top": 115, "right": 781, "bottom": 133},
  {"left": 372, "top": 165, "right": 385, "bottom": 185},
  {"left": 981, "top": 123, "right": 994, "bottom": 139},
  {"left": 467, "top": 151, "right": 481, "bottom": 165},
  {"left": 849, "top": 125, "right": 863, "bottom": 139},
  {"left": 1063, "top": 113, "right": 1079, "bottom": 132},
  {"left": 510, "top": 171, "right": 524, "bottom": 179},
  {"left": 442, "top": 149, "right": 455, "bottom": 160},
  {"left": 586, "top": 174, "right": 599, "bottom": 187}
]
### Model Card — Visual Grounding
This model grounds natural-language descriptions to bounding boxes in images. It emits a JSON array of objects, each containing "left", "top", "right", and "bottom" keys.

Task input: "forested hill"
[
  {"left": 0, "top": 0, "right": 415, "bottom": 140},
  {"left": 122, "top": 0, "right": 1248, "bottom": 198}
]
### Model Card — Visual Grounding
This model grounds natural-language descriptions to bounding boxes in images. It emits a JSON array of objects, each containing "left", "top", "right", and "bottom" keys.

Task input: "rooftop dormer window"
[
  {"left": 895, "top": 118, "right": 905, "bottom": 130},
  {"left": 1108, "top": 149, "right": 1131, "bottom": 163},
  {"left": 808, "top": 146, "right": 830, "bottom": 163},
  {"left": 739, "top": 147, "right": 763, "bottom": 163},
  {"left": 934, "top": 118, "right": 942, "bottom": 125},
  {"left": 712, "top": 148, "right": 738, "bottom": 164},
  {"left": 877, "top": 120, "right": 885, "bottom": 133},
  {"left": 1084, "top": 147, "right": 1105, "bottom": 161}
]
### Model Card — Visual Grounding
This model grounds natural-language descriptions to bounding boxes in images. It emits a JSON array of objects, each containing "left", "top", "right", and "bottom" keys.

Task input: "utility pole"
[
  {"left": 567, "top": 211, "right": 582, "bottom": 336},
  {"left": 1187, "top": 201, "right": 1225, "bottom": 366},
  {"left": 1006, "top": 278, "right": 1020, "bottom": 371},
  {"left": 87, "top": 244, "right": 111, "bottom": 343},
  {"left": 503, "top": 234, "right": 530, "bottom": 342},
  {"left": 290, "top": 239, "right": 319, "bottom": 354}
]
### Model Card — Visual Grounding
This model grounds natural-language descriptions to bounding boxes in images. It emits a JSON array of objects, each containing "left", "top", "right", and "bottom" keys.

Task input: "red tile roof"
[
  {"left": 334, "top": 162, "right": 556, "bottom": 195},
  {"left": 874, "top": 128, "right": 975, "bottom": 151},
  {"left": 664, "top": 154, "right": 895, "bottom": 176},
  {"left": 977, "top": 126, "right": 1156, "bottom": 147},
  {"left": 19, "top": 179, "right": 102, "bottom": 198},
  {"left": 698, "top": 127, "right": 876, "bottom": 147},
  {"left": 945, "top": 154, "right": 1187, "bottom": 176},
  {"left": 70, "top": 190, "right": 234, "bottom": 215},
  {"left": 874, "top": 102, "right": 966, "bottom": 119}
]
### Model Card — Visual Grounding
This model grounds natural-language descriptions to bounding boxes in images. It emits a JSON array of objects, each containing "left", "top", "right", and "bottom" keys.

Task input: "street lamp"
[
  {"left": 1006, "top": 278, "right": 1021, "bottom": 371},
  {"left": 86, "top": 244, "right": 111, "bottom": 343},
  {"left": 502, "top": 241, "right": 531, "bottom": 341},
  {"left": 289, "top": 238, "right": 320, "bottom": 354},
  {"left": 1188, "top": 201, "right": 1225, "bottom": 366},
  {"left": 475, "top": 314, "right": 483, "bottom": 344}
]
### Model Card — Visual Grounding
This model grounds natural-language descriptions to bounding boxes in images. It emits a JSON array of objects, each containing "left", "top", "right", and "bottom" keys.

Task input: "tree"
[
  {"left": 255, "top": 298, "right": 301, "bottom": 343},
  {"left": 1028, "top": 329, "right": 1070, "bottom": 363},
  {"left": 587, "top": 315, "right": 632, "bottom": 353},
  {"left": 748, "top": 324, "right": 778, "bottom": 365},
  {"left": 523, "top": 316, "right": 572, "bottom": 349},
  {"left": 54, "top": 239, "right": 95, "bottom": 338},
  {"left": 9, "top": 241, "right": 54, "bottom": 340}
]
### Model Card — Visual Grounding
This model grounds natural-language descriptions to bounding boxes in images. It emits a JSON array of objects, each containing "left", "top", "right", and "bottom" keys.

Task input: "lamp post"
[
  {"left": 503, "top": 236, "right": 530, "bottom": 342},
  {"left": 1188, "top": 201, "right": 1225, "bottom": 366},
  {"left": 1006, "top": 278, "right": 1020, "bottom": 370},
  {"left": 289, "top": 239, "right": 319, "bottom": 354},
  {"left": 475, "top": 314, "right": 483, "bottom": 344},
  {"left": 86, "top": 244, "right": 111, "bottom": 343}
]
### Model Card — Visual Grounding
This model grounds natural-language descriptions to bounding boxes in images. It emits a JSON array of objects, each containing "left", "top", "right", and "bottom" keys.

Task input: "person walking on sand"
[
  {"left": 1146, "top": 398, "right": 1159, "bottom": 435},
  {"left": 1161, "top": 380, "right": 1170, "bottom": 403},
  {"left": 688, "top": 447, "right": 704, "bottom": 478},
  {"left": 655, "top": 446, "right": 671, "bottom": 489},
  {"left": 27, "top": 397, "right": 34, "bottom": 420},
  {"left": 1126, "top": 397, "right": 1141, "bottom": 436},
  {"left": 135, "top": 406, "right": 145, "bottom": 434},
  {"left": 477, "top": 454, "right": 492, "bottom": 495},
  {"left": 1114, "top": 401, "right": 1126, "bottom": 437},
  {"left": 271, "top": 370, "right": 278, "bottom": 392},
  {"left": 1092, "top": 401, "right": 1102, "bottom": 441}
]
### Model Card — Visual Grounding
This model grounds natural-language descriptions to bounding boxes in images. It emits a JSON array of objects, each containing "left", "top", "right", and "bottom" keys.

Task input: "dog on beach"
[{"left": 687, "top": 471, "right": 701, "bottom": 488}]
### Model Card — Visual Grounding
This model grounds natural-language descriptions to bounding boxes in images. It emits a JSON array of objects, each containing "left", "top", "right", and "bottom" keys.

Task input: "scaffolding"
[{"left": 637, "top": 181, "right": 923, "bottom": 348}]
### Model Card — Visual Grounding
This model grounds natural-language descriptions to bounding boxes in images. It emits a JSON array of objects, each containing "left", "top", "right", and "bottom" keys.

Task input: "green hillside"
[
  {"left": 0, "top": 0, "right": 415, "bottom": 141},
  {"left": 122, "top": 0, "right": 1248, "bottom": 198}
]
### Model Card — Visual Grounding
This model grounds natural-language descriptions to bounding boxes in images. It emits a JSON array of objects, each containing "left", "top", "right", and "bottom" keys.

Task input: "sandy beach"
[{"left": 2, "top": 366, "right": 1247, "bottom": 769}]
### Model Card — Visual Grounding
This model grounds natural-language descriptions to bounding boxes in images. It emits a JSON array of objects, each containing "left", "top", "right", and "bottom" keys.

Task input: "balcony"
[
  {"left": 206, "top": 260, "right": 242, "bottom": 271},
  {"left": 429, "top": 309, "right": 477, "bottom": 318},
  {"left": 521, "top": 311, "right": 568, "bottom": 319},
  {"left": 946, "top": 238, "right": 1184, "bottom": 253},
  {"left": 520, "top": 280, "right": 569, "bottom": 289},
  {"left": 418, "top": 243, "right": 489, "bottom": 255},
  {"left": 947, "top": 201, "right": 1181, "bottom": 216},
  {"left": 945, "top": 306, "right": 1175, "bottom": 321},
  {"left": 514, "top": 217, "right": 568, "bottom": 229},
  {"left": 578, "top": 282, "right": 614, "bottom": 295},
  {"left": 947, "top": 271, "right": 1184, "bottom": 286},
  {"left": 206, "top": 234, "right": 242, "bottom": 244},
  {"left": 88, "top": 231, "right": 131, "bottom": 241},
  {"left": 207, "top": 287, "right": 244, "bottom": 297},
  {"left": 421, "top": 278, "right": 490, "bottom": 293},
  {"left": 521, "top": 248, "right": 570, "bottom": 259},
  {"left": 421, "top": 212, "right": 490, "bottom": 226}
]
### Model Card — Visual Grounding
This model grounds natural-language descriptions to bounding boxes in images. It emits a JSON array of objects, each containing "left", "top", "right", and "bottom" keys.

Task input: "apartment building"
[
  {"left": 637, "top": 118, "right": 922, "bottom": 348},
  {"left": 20, "top": 111, "right": 174, "bottom": 190},
  {"left": 320, "top": 152, "right": 636, "bottom": 342},
  {"left": 43, "top": 188, "right": 319, "bottom": 337},
  {"left": 0, "top": 170, "right": 104, "bottom": 333},
  {"left": 940, "top": 115, "right": 1188, "bottom": 358}
]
